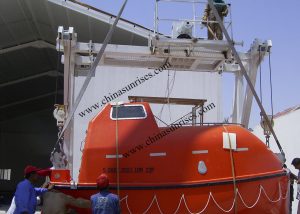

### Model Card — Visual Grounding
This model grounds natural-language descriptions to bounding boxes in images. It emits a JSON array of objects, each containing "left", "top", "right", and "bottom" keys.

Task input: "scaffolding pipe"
[
  {"left": 55, "top": 0, "right": 128, "bottom": 144},
  {"left": 154, "top": 0, "right": 158, "bottom": 35}
]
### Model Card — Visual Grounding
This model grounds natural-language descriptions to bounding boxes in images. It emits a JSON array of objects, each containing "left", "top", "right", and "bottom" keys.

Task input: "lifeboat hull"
[
  {"left": 51, "top": 103, "right": 289, "bottom": 213},
  {"left": 54, "top": 172, "right": 288, "bottom": 214}
]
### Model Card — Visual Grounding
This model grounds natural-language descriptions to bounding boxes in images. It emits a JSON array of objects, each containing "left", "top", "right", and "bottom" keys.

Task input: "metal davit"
[{"left": 50, "top": 1, "right": 289, "bottom": 213}]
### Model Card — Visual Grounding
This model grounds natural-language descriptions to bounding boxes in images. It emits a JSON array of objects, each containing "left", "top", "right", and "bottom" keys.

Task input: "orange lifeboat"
[{"left": 51, "top": 101, "right": 289, "bottom": 213}]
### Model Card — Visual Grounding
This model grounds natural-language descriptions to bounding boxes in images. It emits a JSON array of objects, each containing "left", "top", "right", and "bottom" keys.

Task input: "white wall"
[
  {"left": 70, "top": 66, "right": 223, "bottom": 180},
  {"left": 253, "top": 107, "right": 300, "bottom": 213}
]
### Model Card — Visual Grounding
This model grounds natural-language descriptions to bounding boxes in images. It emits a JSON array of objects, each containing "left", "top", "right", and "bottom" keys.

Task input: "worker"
[
  {"left": 283, "top": 164, "right": 298, "bottom": 213},
  {"left": 90, "top": 173, "right": 121, "bottom": 214},
  {"left": 202, "top": 0, "right": 228, "bottom": 40},
  {"left": 42, "top": 190, "right": 91, "bottom": 214},
  {"left": 292, "top": 158, "right": 300, "bottom": 214},
  {"left": 11, "top": 165, "right": 52, "bottom": 214}
]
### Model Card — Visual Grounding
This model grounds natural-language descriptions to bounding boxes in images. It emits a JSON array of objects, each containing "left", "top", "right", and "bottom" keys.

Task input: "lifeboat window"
[{"left": 110, "top": 105, "right": 147, "bottom": 120}]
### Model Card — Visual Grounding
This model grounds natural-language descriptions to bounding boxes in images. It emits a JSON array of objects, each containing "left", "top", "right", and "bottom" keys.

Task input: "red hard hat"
[
  {"left": 96, "top": 173, "right": 109, "bottom": 189},
  {"left": 24, "top": 165, "right": 51, "bottom": 176}
]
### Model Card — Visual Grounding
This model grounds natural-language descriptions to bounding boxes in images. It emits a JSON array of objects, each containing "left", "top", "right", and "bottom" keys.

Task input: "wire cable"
[
  {"left": 259, "top": 47, "right": 263, "bottom": 105},
  {"left": 268, "top": 52, "right": 274, "bottom": 118},
  {"left": 229, "top": 4, "right": 233, "bottom": 40},
  {"left": 154, "top": 115, "right": 169, "bottom": 126},
  {"left": 54, "top": 39, "right": 61, "bottom": 104}
]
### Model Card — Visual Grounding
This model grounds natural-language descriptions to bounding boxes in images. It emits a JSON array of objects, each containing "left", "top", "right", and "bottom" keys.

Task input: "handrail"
[
  {"left": 154, "top": 0, "right": 232, "bottom": 38},
  {"left": 172, "top": 122, "right": 245, "bottom": 127}
]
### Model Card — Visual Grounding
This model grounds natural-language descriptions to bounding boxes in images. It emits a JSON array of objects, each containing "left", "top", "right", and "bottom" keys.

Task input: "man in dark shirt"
[
  {"left": 283, "top": 164, "right": 297, "bottom": 213},
  {"left": 292, "top": 158, "right": 300, "bottom": 214},
  {"left": 202, "top": 0, "right": 228, "bottom": 40},
  {"left": 90, "top": 173, "right": 120, "bottom": 214}
]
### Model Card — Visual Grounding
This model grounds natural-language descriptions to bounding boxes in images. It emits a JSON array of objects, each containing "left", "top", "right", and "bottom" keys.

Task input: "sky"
[{"left": 80, "top": 0, "right": 300, "bottom": 128}]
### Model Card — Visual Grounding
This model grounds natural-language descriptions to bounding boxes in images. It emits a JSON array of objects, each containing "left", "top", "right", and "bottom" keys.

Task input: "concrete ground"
[
  {"left": 0, "top": 194, "right": 42, "bottom": 213},
  {"left": 0, "top": 206, "right": 41, "bottom": 213}
]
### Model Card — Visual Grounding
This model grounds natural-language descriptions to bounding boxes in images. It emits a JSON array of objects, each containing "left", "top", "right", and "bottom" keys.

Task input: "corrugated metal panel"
[{"left": 0, "top": 0, "right": 151, "bottom": 120}]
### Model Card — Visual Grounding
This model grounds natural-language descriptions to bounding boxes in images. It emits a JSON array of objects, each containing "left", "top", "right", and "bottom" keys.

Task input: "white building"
[{"left": 253, "top": 105, "right": 300, "bottom": 213}]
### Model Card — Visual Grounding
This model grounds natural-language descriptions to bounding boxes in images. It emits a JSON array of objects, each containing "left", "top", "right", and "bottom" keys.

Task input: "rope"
[
  {"left": 119, "top": 182, "right": 288, "bottom": 213},
  {"left": 207, "top": 25, "right": 219, "bottom": 40},
  {"left": 142, "top": 195, "right": 164, "bottom": 214},
  {"left": 180, "top": 193, "right": 211, "bottom": 214},
  {"left": 158, "top": 69, "right": 176, "bottom": 122},
  {"left": 173, "top": 195, "right": 186, "bottom": 214},
  {"left": 160, "top": 69, "right": 172, "bottom": 121},
  {"left": 222, "top": 125, "right": 238, "bottom": 214},
  {"left": 268, "top": 52, "right": 274, "bottom": 119},
  {"left": 237, "top": 187, "right": 262, "bottom": 209},
  {"left": 66, "top": 39, "right": 72, "bottom": 105},
  {"left": 120, "top": 195, "right": 132, "bottom": 214},
  {"left": 210, "top": 192, "right": 236, "bottom": 213},
  {"left": 261, "top": 183, "right": 281, "bottom": 203},
  {"left": 167, "top": 70, "right": 171, "bottom": 121},
  {"left": 172, "top": 195, "right": 188, "bottom": 214},
  {"left": 115, "top": 105, "right": 120, "bottom": 199}
]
